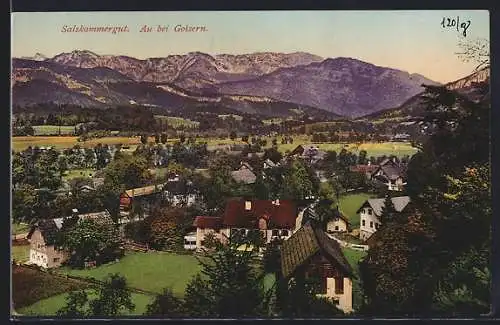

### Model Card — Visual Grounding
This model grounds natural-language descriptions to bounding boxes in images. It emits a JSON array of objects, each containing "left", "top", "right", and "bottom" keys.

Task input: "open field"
[
  {"left": 62, "top": 168, "right": 96, "bottom": 180},
  {"left": 12, "top": 265, "right": 89, "bottom": 310},
  {"left": 33, "top": 125, "right": 76, "bottom": 136},
  {"left": 342, "top": 247, "right": 368, "bottom": 313},
  {"left": 18, "top": 289, "right": 153, "bottom": 316},
  {"left": 12, "top": 244, "right": 30, "bottom": 263},
  {"left": 57, "top": 251, "right": 202, "bottom": 296},
  {"left": 154, "top": 115, "right": 199, "bottom": 128},
  {"left": 338, "top": 192, "right": 377, "bottom": 228},
  {"left": 13, "top": 133, "right": 417, "bottom": 158},
  {"left": 12, "top": 223, "right": 30, "bottom": 235},
  {"left": 12, "top": 136, "right": 144, "bottom": 151}
]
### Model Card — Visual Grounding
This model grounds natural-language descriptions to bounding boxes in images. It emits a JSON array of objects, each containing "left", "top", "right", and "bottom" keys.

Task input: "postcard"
[{"left": 10, "top": 10, "right": 491, "bottom": 319}]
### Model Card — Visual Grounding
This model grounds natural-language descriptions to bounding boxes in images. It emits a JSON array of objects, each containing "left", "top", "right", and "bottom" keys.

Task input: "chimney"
[{"left": 245, "top": 201, "right": 252, "bottom": 211}]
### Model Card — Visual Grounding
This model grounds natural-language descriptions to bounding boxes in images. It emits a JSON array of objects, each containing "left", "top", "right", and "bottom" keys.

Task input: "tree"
[
  {"left": 89, "top": 274, "right": 135, "bottom": 317},
  {"left": 229, "top": 131, "right": 237, "bottom": 141},
  {"left": 179, "top": 134, "right": 186, "bottom": 144},
  {"left": 140, "top": 134, "right": 148, "bottom": 145},
  {"left": 242, "top": 135, "right": 249, "bottom": 143},
  {"left": 281, "top": 160, "right": 315, "bottom": 201},
  {"left": 57, "top": 218, "right": 121, "bottom": 268},
  {"left": 154, "top": 133, "right": 160, "bottom": 144},
  {"left": 263, "top": 147, "right": 283, "bottom": 164},
  {"left": 378, "top": 193, "right": 397, "bottom": 224},
  {"left": 103, "top": 155, "right": 152, "bottom": 190},
  {"left": 358, "top": 150, "right": 368, "bottom": 165},
  {"left": 183, "top": 233, "right": 271, "bottom": 318},
  {"left": 455, "top": 38, "right": 489, "bottom": 71},
  {"left": 145, "top": 288, "right": 185, "bottom": 317},
  {"left": 12, "top": 184, "right": 37, "bottom": 223},
  {"left": 361, "top": 79, "right": 491, "bottom": 316},
  {"left": 147, "top": 206, "right": 186, "bottom": 250},
  {"left": 57, "top": 274, "right": 135, "bottom": 317},
  {"left": 160, "top": 133, "right": 168, "bottom": 144}
]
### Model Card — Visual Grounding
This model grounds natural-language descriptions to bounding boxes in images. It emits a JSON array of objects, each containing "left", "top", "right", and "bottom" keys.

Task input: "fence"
[{"left": 327, "top": 233, "right": 369, "bottom": 252}]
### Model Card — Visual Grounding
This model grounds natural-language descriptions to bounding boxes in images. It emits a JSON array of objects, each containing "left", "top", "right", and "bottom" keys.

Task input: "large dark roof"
[
  {"left": 281, "top": 222, "right": 354, "bottom": 279},
  {"left": 222, "top": 199, "right": 297, "bottom": 229}
]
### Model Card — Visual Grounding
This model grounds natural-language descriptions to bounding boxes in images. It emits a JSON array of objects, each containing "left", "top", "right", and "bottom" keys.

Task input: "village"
[{"left": 13, "top": 139, "right": 413, "bottom": 316}]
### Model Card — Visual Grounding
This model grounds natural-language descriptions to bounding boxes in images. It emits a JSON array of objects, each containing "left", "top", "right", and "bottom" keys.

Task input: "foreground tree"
[
  {"left": 183, "top": 233, "right": 271, "bottom": 318},
  {"left": 145, "top": 288, "right": 185, "bottom": 318},
  {"left": 57, "top": 274, "right": 135, "bottom": 317}
]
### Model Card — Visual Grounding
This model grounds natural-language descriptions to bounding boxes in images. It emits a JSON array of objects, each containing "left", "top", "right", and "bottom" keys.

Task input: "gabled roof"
[
  {"left": 289, "top": 145, "right": 305, "bottom": 156},
  {"left": 349, "top": 164, "right": 379, "bottom": 173},
  {"left": 356, "top": 196, "right": 411, "bottom": 216},
  {"left": 222, "top": 199, "right": 297, "bottom": 229},
  {"left": 164, "top": 180, "right": 195, "bottom": 195},
  {"left": 281, "top": 222, "right": 354, "bottom": 279},
  {"left": 193, "top": 216, "right": 222, "bottom": 229},
  {"left": 123, "top": 184, "right": 165, "bottom": 198},
  {"left": 230, "top": 168, "right": 257, "bottom": 184},
  {"left": 27, "top": 210, "right": 114, "bottom": 244}
]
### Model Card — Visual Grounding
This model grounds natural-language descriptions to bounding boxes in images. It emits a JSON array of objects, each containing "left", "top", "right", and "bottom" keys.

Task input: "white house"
[{"left": 356, "top": 196, "right": 410, "bottom": 241}]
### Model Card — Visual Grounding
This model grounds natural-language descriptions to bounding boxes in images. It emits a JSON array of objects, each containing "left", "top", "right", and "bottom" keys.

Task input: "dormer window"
[{"left": 245, "top": 201, "right": 252, "bottom": 210}]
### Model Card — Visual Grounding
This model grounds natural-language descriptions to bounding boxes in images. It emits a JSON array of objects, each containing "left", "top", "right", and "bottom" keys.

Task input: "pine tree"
[{"left": 379, "top": 193, "right": 397, "bottom": 225}]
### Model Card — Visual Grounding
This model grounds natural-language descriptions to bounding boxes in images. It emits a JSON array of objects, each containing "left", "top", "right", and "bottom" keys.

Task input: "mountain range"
[
  {"left": 359, "top": 66, "right": 490, "bottom": 121},
  {"left": 12, "top": 50, "right": 443, "bottom": 118}
]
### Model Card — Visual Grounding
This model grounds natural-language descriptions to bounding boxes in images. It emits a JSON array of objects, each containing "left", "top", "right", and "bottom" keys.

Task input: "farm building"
[
  {"left": 369, "top": 158, "right": 407, "bottom": 191},
  {"left": 230, "top": 162, "right": 257, "bottom": 185},
  {"left": 26, "top": 210, "right": 114, "bottom": 269},
  {"left": 281, "top": 221, "right": 355, "bottom": 314}
]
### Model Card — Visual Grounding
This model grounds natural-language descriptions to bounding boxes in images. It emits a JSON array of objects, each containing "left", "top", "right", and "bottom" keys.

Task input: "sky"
[{"left": 11, "top": 10, "right": 490, "bottom": 83}]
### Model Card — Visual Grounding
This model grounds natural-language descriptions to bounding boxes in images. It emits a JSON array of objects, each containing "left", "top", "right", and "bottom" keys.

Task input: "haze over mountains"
[{"left": 12, "top": 50, "right": 444, "bottom": 118}]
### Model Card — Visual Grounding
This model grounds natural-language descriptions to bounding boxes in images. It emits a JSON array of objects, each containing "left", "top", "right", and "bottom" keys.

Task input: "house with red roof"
[{"left": 188, "top": 198, "right": 299, "bottom": 251}]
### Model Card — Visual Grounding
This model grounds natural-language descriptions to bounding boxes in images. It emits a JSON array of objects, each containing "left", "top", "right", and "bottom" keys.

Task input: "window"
[
  {"left": 368, "top": 209, "right": 373, "bottom": 215},
  {"left": 362, "top": 219, "right": 365, "bottom": 227},
  {"left": 53, "top": 258, "right": 60, "bottom": 263},
  {"left": 375, "top": 223, "right": 379, "bottom": 230},
  {"left": 335, "top": 277, "right": 344, "bottom": 294},
  {"left": 370, "top": 221, "right": 374, "bottom": 228},
  {"left": 281, "top": 230, "right": 289, "bottom": 237},
  {"left": 335, "top": 226, "right": 339, "bottom": 231},
  {"left": 245, "top": 201, "right": 252, "bottom": 210},
  {"left": 272, "top": 229, "right": 279, "bottom": 236}
]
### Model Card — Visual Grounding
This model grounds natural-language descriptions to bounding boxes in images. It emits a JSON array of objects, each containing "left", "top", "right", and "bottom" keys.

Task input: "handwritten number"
[{"left": 441, "top": 16, "right": 470, "bottom": 37}]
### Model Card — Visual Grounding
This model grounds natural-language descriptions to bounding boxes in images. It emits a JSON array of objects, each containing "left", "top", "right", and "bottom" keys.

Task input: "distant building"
[
  {"left": 356, "top": 196, "right": 410, "bottom": 241},
  {"left": 119, "top": 184, "right": 165, "bottom": 226},
  {"left": 369, "top": 158, "right": 407, "bottom": 191},
  {"left": 281, "top": 221, "right": 355, "bottom": 314},
  {"left": 231, "top": 162, "right": 257, "bottom": 184},
  {"left": 27, "top": 210, "right": 114, "bottom": 269}
]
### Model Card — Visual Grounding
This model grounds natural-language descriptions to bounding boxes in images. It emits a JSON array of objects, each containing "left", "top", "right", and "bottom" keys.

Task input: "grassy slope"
[
  {"left": 338, "top": 193, "right": 377, "bottom": 228},
  {"left": 33, "top": 125, "right": 76, "bottom": 136},
  {"left": 57, "top": 252, "right": 202, "bottom": 296},
  {"left": 342, "top": 247, "right": 368, "bottom": 313},
  {"left": 12, "top": 223, "right": 30, "bottom": 235},
  {"left": 12, "top": 245, "right": 30, "bottom": 263},
  {"left": 18, "top": 289, "right": 153, "bottom": 316},
  {"left": 62, "top": 168, "right": 96, "bottom": 181}
]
